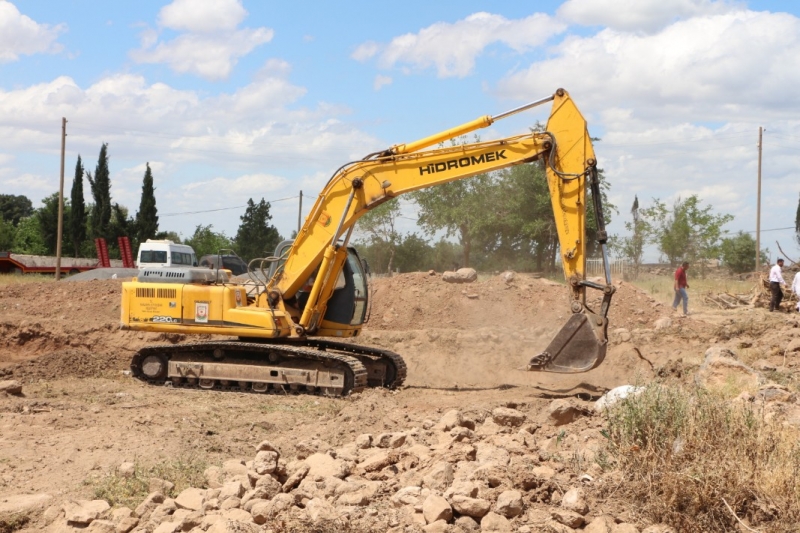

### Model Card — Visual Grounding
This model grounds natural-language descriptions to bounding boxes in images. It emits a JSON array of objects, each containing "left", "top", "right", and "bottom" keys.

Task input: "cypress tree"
[
  {"left": 87, "top": 143, "right": 111, "bottom": 241},
  {"left": 69, "top": 155, "right": 86, "bottom": 257},
  {"left": 234, "top": 198, "right": 282, "bottom": 261},
  {"left": 135, "top": 163, "right": 159, "bottom": 245}
]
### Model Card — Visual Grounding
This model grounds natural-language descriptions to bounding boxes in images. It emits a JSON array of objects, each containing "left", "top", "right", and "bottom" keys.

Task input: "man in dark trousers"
[
  {"left": 672, "top": 261, "right": 690, "bottom": 316},
  {"left": 769, "top": 258, "right": 787, "bottom": 312}
]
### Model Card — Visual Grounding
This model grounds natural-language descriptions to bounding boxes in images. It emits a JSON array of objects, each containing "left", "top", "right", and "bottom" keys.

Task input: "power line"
[
  {"left": 161, "top": 195, "right": 306, "bottom": 217},
  {"left": 743, "top": 226, "right": 795, "bottom": 234}
]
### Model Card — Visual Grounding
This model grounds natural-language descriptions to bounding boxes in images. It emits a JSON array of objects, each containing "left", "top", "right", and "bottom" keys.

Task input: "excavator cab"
[{"left": 269, "top": 240, "right": 369, "bottom": 336}]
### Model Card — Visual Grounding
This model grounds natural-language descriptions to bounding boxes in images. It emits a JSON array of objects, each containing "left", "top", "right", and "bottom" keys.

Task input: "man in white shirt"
[
  {"left": 792, "top": 269, "right": 800, "bottom": 312},
  {"left": 769, "top": 258, "right": 786, "bottom": 312}
]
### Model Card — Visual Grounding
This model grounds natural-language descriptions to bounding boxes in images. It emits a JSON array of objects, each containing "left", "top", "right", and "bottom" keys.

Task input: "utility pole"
[
  {"left": 55, "top": 117, "right": 67, "bottom": 281},
  {"left": 756, "top": 126, "right": 763, "bottom": 272},
  {"left": 297, "top": 190, "right": 303, "bottom": 235}
]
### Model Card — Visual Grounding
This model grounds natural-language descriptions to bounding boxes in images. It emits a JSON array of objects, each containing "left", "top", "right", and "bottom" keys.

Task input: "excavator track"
[
  {"left": 268, "top": 339, "right": 407, "bottom": 389},
  {"left": 131, "top": 341, "right": 368, "bottom": 397}
]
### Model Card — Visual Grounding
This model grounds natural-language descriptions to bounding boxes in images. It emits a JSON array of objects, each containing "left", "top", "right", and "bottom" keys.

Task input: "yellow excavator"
[{"left": 120, "top": 88, "right": 615, "bottom": 396}]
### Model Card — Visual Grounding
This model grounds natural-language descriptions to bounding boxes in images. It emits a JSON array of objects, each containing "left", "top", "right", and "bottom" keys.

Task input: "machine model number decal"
[{"left": 151, "top": 316, "right": 179, "bottom": 323}]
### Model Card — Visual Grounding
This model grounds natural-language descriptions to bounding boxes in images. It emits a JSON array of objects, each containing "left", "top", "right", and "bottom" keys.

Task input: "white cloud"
[
  {"left": 497, "top": 10, "right": 800, "bottom": 122},
  {"left": 130, "top": 0, "right": 273, "bottom": 81},
  {"left": 131, "top": 29, "right": 273, "bottom": 80},
  {"left": 354, "top": 12, "right": 566, "bottom": 78},
  {"left": 557, "top": 0, "right": 739, "bottom": 33},
  {"left": 158, "top": 0, "right": 247, "bottom": 33},
  {"left": 373, "top": 75, "right": 392, "bottom": 91},
  {"left": 0, "top": 1, "right": 65, "bottom": 63}
]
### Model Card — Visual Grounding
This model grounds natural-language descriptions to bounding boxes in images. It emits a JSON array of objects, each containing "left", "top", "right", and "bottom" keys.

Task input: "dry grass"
[
  {"left": 604, "top": 384, "right": 800, "bottom": 532},
  {"left": 0, "top": 515, "right": 29, "bottom": 533},
  {"left": 0, "top": 274, "right": 54, "bottom": 286},
  {"left": 86, "top": 455, "right": 209, "bottom": 508},
  {"left": 632, "top": 272, "right": 756, "bottom": 308}
]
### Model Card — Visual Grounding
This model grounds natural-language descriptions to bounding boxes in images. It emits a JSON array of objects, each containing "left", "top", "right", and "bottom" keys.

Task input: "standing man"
[
  {"left": 769, "top": 258, "right": 787, "bottom": 312},
  {"left": 672, "top": 261, "right": 690, "bottom": 316},
  {"left": 791, "top": 267, "right": 800, "bottom": 312}
]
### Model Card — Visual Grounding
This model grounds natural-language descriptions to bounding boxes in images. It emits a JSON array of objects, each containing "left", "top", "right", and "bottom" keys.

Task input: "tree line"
[
  {"left": 3, "top": 141, "right": 799, "bottom": 275},
  {"left": 0, "top": 144, "right": 283, "bottom": 263}
]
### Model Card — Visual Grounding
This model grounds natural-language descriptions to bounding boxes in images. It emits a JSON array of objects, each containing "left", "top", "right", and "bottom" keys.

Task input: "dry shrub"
[{"left": 605, "top": 384, "right": 800, "bottom": 532}]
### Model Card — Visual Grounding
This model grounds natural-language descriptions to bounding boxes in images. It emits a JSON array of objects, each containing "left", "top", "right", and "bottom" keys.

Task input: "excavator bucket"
[{"left": 527, "top": 312, "right": 608, "bottom": 373}]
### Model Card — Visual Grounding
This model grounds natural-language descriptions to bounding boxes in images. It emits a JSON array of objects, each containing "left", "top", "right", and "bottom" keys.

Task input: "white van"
[{"left": 137, "top": 240, "right": 197, "bottom": 269}]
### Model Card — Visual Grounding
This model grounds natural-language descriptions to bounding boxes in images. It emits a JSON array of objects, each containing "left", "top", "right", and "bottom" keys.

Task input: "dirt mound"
[{"left": 0, "top": 273, "right": 702, "bottom": 393}]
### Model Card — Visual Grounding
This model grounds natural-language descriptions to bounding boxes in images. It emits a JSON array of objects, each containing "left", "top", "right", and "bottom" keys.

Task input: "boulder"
[
  {"left": 494, "top": 490, "right": 523, "bottom": 518},
  {"left": 85, "top": 519, "right": 116, "bottom": 533},
  {"left": 455, "top": 515, "right": 480, "bottom": 531},
  {"left": 423, "top": 520, "right": 450, "bottom": 533},
  {"left": 117, "top": 462, "right": 136, "bottom": 478},
  {"left": 435, "top": 409, "right": 463, "bottom": 431},
  {"left": 376, "top": 432, "right": 407, "bottom": 448},
  {"left": 253, "top": 450, "right": 279, "bottom": 475},
  {"left": 305, "top": 452, "right": 349, "bottom": 479},
  {"left": 392, "top": 486, "right": 422, "bottom": 508},
  {"left": 491, "top": 407, "right": 526, "bottom": 427},
  {"left": 355, "top": 434, "right": 373, "bottom": 449},
  {"left": 204, "top": 466, "right": 224, "bottom": 488},
  {"left": 152, "top": 522, "right": 181, "bottom": 533},
  {"left": 422, "top": 461, "right": 454, "bottom": 491},
  {"left": 219, "top": 480, "right": 246, "bottom": 500},
  {"left": 174, "top": 487, "right": 205, "bottom": 511},
  {"left": 654, "top": 318, "right": 671, "bottom": 330},
  {"left": 254, "top": 440, "right": 279, "bottom": 453},
  {"left": 480, "top": 511, "right": 512, "bottom": 532},
  {"left": 442, "top": 268, "right": 477, "bottom": 284},
  {"left": 222, "top": 459, "right": 248, "bottom": 478},
  {"left": 63, "top": 499, "right": 110, "bottom": 525},
  {"left": 305, "top": 498, "right": 337, "bottom": 522},
  {"left": 594, "top": 385, "right": 645, "bottom": 412},
  {"left": 358, "top": 450, "right": 395, "bottom": 473},
  {"left": 422, "top": 494, "right": 452, "bottom": 524},
  {"left": 584, "top": 515, "right": 615, "bottom": 533},
  {"left": 551, "top": 509, "right": 585, "bottom": 528},
  {"left": 134, "top": 491, "right": 164, "bottom": 518},
  {"left": 613, "top": 524, "right": 640, "bottom": 533},
  {"left": 561, "top": 487, "right": 589, "bottom": 515},
  {"left": 547, "top": 399, "right": 583, "bottom": 426},
  {"left": 0, "top": 380, "right": 22, "bottom": 395},
  {"left": 449, "top": 495, "right": 490, "bottom": 518}
]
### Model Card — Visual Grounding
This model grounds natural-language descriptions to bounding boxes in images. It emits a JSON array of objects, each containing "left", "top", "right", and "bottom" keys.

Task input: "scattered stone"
[
  {"left": 450, "top": 495, "right": 490, "bottom": 518},
  {"left": 547, "top": 399, "right": 584, "bottom": 426},
  {"left": 305, "top": 452, "right": 349, "bottom": 479},
  {"left": 282, "top": 462, "right": 310, "bottom": 492},
  {"left": 149, "top": 478, "right": 175, "bottom": 495},
  {"left": 584, "top": 515, "right": 615, "bottom": 533},
  {"left": 435, "top": 409, "right": 463, "bottom": 431},
  {"left": 455, "top": 515, "right": 480, "bottom": 531},
  {"left": 759, "top": 383, "right": 795, "bottom": 403},
  {"left": 355, "top": 434, "right": 373, "bottom": 449},
  {"left": 253, "top": 450, "right": 279, "bottom": 475},
  {"left": 423, "top": 519, "right": 450, "bottom": 533},
  {"left": 175, "top": 487, "right": 206, "bottom": 511},
  {"left": 86, "top": 519, "right": 117, "bottom": 533},
  {"left": 551, "top": 508, "right": 585, "bottom": 528},
  {"left": 117, "top": 462, "right": 136, "bottom": 478},
  {"left": 613, "top": 523, "right": 640, "bottom": 533},
  {"left": 0, "top": 380, "right": 22, "bottom": 395},
  {"left": 422, "top": 494, "right": 452, "bottom": 524},
  {"left": 134, "top": 492, "right": 165, "bottom": 518},
  {"left": 254, "top": 440, "right": 279, "bottom": 453},
  {"left": 222, "top": 459, "right": 248, "bottom": 478},
  {"left": 219, "top": 480, "right": 246, "bottom": 500},
  {"left": 442, "top": 268, "right": 477, "bottom": 283},
  {"left": 376, "top": 432, "right": 406, "bottom": 448},
  {"left": 422, "top": 461, "right": 454, "bottom": 491},
  {"left": 63, "top": 499, "right": 110, "bottom": 525},
  {"left": 492, "top": 407, "right": 526, "bottom": 427},
  {"left": 494, "top": 490, "right": 523, "bottom": 518},
  {"left": 787, "top": 338, "right": 800, "bottom": 354},
  {"left": 480, "top": 511, "right": 513, "bottom": 532},
  {"left": 561, "top": 487, "right": 589, "bottom": 515},
  {"left": 204, "top": 466, "right": 224, "bottom": 489}
]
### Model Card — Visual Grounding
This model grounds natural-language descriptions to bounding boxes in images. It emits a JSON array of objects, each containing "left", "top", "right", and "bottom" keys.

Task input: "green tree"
[
  {"left": 0, "top": 218, "right": 15, "bottom": 250},
  {"left": 13, "top": 216, "right": 46, "bottom": 255},
  {"left": 640, "top": 195, "right": 733, "bottom": 271},
  {"left": 38, "top": 192, "right": 65, "bottom": 255},
  {"left": 155, "top": 230, "right": 182, "bottom": 243},
  {"left": 87, "top": 143, "right": 112, "bottom": 241},
  {"left": 356, "top": 198, "right": 401, "bottom": 274},
  {"left": 393, "top": 233, "right": 434, "bottom": 273},
  {"left": 610, "top": 195, "right": 654, "bottom": 278},
  {"left": 720, "top": 231, "right": 768, "bottom": 273},
  {"left": 233, "top": 198, "right": 282, "bottom": 261},
  {"left": 69, "top": 155, "right": 87, "bottom": 257},
  {"left": 411, "top": 171, "right": 497, "bottom": 268},
  {"left": 0, "top": 194, "right": 34, "bottom": 226},
  {"left": 135, "top": 163, "right": 159, "bottom": 247},
  {"left": 185, "top": 224, "right": 234, "bottom": 258}
]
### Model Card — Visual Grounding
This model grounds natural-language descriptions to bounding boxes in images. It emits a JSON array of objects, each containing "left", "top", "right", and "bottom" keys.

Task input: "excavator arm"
[{"left": 269, "top": 88, "right": 614, "bottom": 373}]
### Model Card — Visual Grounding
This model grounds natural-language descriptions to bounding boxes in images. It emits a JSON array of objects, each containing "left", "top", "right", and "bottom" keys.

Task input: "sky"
[{"left": 1, "top": 0, "right": 799, "bottom": 262}]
